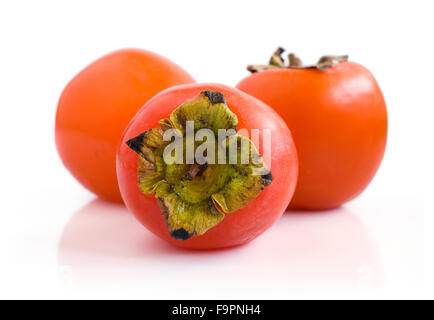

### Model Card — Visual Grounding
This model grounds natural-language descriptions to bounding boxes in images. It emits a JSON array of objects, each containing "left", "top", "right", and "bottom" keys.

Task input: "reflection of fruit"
[
  {"left": 55, "top": 49, "right": 195, "bottom": 202},
  {"left": 237, "top": 49, "right": 387, "bottom": 210},
  {"left": 117, "top": 83, "right": 298, "bottom": 249},
  {"left": 267, "top": 209, "right": 382, "bottom": 290},
  {"left": 58, "top": 201, "right": 381, "bottom": 294}
]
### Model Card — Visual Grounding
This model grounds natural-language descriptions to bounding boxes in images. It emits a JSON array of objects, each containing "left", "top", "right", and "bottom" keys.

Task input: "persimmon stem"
[
  {"left": 269, "top": 47, "right": 285, "bottom": 67},
  {"left": 184, "top": 163, "right": 207, "bottom": 180},
  {"left": 247, "top": 48, "right": 349, "bottom": 73},
  {"left": 288, "top": 53, "right": 303, "bottom": 67}
]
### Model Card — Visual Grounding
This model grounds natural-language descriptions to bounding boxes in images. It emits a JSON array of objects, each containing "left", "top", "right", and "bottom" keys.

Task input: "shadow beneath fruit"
[{"left": 57, "top": 199, "right": 382, "bottom": 298}]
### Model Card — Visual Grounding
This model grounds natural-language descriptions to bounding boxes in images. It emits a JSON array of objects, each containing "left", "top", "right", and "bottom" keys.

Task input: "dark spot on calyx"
[
  {"left": 209, "top": 199, "right": 219, "bottom": 214},
  {"left": 184, "top": 163, "right": 207, "bottom": 180},
  {"left": 171, "top": 228, "right": 191, "bottom": 241},
  {"left": 196, "top": 162, "right": 208, "bottom": 177},
  {"left": 260, "top": 170, "right": 273, "bottom": 186},
  {"left": 202, "top": 90, "right": 226, "bottom": 105},
  {"left": 126, "top": 132, "right": 146, "bottom": 155}
]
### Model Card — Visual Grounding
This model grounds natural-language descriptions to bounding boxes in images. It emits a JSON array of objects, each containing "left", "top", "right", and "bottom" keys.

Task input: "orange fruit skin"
[
  {"left": 56, "top": 49, "right": 195, "bottom": 202},
  {"left": 237, "top": 62, "right": 387, "bottom": 210}
]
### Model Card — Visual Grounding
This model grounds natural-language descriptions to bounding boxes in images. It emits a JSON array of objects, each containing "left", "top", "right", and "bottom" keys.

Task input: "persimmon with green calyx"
[
  {"left": 117, "top": 83, "right": 298, "bottom": 249},
  {"left": 237, "top": 48, "right": 387, "bottom": 210},
  {"left": 55, "top": 49, "right": 195, "bottom": 203}
]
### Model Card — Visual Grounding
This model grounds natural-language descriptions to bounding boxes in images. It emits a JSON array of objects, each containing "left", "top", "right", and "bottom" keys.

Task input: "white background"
[{"left": 0, "top": 0, "right": 432, "bottom": 299}]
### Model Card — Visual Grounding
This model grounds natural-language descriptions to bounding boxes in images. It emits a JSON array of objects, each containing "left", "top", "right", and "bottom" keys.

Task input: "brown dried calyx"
[{"left": 247, "top": 47, "right": 348, "bottom": 73}]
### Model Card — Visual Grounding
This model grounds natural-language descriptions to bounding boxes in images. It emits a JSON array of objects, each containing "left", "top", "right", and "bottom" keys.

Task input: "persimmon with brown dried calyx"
[{"left": 237, "top": 48, "right": 387, "bottom": 210}]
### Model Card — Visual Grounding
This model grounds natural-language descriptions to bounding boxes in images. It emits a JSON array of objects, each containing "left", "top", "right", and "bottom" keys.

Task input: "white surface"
[{"left": 0, "top": 0, "right": 432, "bottom": 299}]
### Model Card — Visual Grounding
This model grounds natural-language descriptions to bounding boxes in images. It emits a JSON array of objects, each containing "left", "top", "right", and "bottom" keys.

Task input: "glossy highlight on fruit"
[
  {"left": 55, "top": 49, "right": 195, "bottom": 202},
  {"left": 237, "top": 49, "right": 387, "bottom": 210},
  {"left": 117, "top": 83, "right": 298, "bottom": 249}
]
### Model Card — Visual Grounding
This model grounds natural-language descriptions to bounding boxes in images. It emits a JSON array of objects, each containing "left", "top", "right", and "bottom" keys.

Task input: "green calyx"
[
  {"left": 126, "top": 91, "right": 272, "bottom": 241},
  {"left": 247, "top": 47, "right": 348, "bottom": 73}
]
